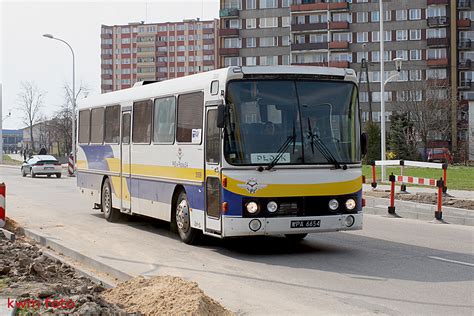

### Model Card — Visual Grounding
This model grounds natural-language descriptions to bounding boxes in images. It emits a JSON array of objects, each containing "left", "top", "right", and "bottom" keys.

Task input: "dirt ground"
[
  {"left": 0, "top": 218, "right": 233, "bottom": 315},
  {"left": 364, "top": 190, "right": 474, "bottom": 210}
]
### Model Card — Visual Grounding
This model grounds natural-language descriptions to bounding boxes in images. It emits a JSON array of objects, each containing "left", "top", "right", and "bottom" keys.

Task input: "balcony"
[
  {"left": 457, "top": 19, "right": 471, "bottom": 28},
  {"left": 100, "top": 33, "right": 112, "bottom": 39},
  {"left": 427, "top": 0, "right": 448, "bottom": 4},
  {"left": 426, "top": 37, "right": 449, "bottom": 46},
  {"left": 291, "top": 42, "right": 328, "bottom": 51},
  {"left": 101, "top": 84, "right": 113, "bottom": 90},
  {"left": 427, "top": 16, "right": 449, "bottom": 27},
  {"left": 203, "top": 38, "right": 214, "bottom": 45},
  {"left": 329, "top": 21, "right": 349, "bottom": 30},
  {"left": 458, "top": 79, "right": 472, "bottom": 90},
  {"left": 101, "top": 53, "right": 112, "bottom": 58},
  {"left": 100, "top": 44, "right": 112, "bottom": 49},
  {"left": 203, "top": 28, "right": 214, "bottom": 34},
  {"left": 428, "top": 78, "right": 449, "bottom": 86},
  {"left": 291, "top": 22, "right": 327, "bottom": 32},
  {"left": 458, "top": 59, "right": 472, "bottom": 69},
  {"left": 427, "top": 58, "right": 449, "bottom": 66},
  {"left": 219, "top": 28, "right": 239, "bottom": 37},
  {"left": 293, "top": 62, "right": 328, "bottom": 67},
  {"left": 203, "top": 60, "right": 215, "bottom": 66},
  {"left": 459, "top": 39, "right": 472, "bottom": 49},
  {"left": 291, "top": 2, "right": 348, "bottom": 12},
  {"left": 156, "top": 61, "right": 167, "bottom": 67},
  {"left": 156, "top": 41, "right": 167, "bottom": 47},
  {"left": 101, "top": 74, "right": 112, "bottom": 80},
  {"left": 219, "top": 47, "right": 239, "bottom": 56},
  {"left": 328, "top": 41, "right": 349, "bottom": 50},
  {"left": 219, "top": 8, "right": 239, "bottom": 18},
  {"left": 156, "top": 51, "right": 167, "bottom": 57},
  {"left": 457, "top": 0, "right": 471, "bottom": 9},
  {"left": 329, "top": 61, "right": 350, "bottom": 68}
]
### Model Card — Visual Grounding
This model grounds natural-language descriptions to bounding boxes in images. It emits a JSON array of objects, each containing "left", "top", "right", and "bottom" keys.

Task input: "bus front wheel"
[
  {"left": 102, "top": 178, "right": 121, "bottom": 223},
  {"left": 175, "top": 191, "right": 199, "bottom": 244}
]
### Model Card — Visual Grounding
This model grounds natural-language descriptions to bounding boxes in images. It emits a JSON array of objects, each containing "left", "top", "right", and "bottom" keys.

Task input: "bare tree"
[
  {"left": 396, "top": 78, "right": 452, "bottom": 154},
  {"left": 17, "top": 81, "right": 45, "bottom": 151}
]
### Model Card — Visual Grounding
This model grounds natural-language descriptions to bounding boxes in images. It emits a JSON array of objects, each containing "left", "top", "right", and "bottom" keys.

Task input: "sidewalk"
[{"left": 363, "top": 183, "right": 474, "bottom": 201}]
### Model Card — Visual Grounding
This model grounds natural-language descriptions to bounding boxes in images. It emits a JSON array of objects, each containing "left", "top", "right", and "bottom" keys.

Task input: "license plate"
[
  {"left": 291, "top": 220, "right": 321, "bottom": 228},
  {"left": 45, "top": 167, "right": 54, "bottom": 170}
]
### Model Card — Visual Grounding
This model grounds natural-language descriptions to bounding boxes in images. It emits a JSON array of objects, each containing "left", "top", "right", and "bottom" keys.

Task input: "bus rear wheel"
[
  {"left": 175, "top": 191, "right": 199, "bottom": 244},
  {"left": 284, "top": 233, "right": 308, "bottom": 241},
  {"left": 102, "top": 178, "right": 121, "bottom": 223}
]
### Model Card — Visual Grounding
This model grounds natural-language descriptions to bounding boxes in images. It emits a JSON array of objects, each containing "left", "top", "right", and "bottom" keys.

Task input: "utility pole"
[{"left": 358, "top": 58, "right": 373, "bottom": 123}]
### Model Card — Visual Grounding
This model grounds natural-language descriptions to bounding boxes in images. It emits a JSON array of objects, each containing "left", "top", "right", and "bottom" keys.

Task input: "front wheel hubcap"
[{"left": 176, "top": 200, "right": 190, "bottom": 233}]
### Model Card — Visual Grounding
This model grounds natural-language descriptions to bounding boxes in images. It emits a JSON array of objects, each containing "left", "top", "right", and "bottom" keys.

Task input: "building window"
[
  {"left": 371, "top": 31, "right": 380, "bottom": 42},
  {"left": 357, "top": 51, "right": 368, "bottom": 63},
  {"left": 371, "top": 11, "right": 379, "bottom": 22},
  {"left": 427, "top": 48, "right": 447, "bottom": 59},
  {"left": 396, "top": 30, "right": 408, "bottom": 41},
  {"left": 360, "top": 92, "right": 369, "bottom": 102},
  {"left": 427, "top": 6, "right": 446, "bottom": 18},
  {"left": 282, "top": 16, "right": 291, "bottom": 27},
  {"left": 121, "top": 38, "right": 130, "bottom": 44},
  {"left": 332, "top": 32, "right": 351, "bottom": 43},
  {"left": 153, "top": 97, "right": 176, "bottom": 143},
  {"left": 90, "top": 108, "right": 105, "bottom": 144},
  {"left": 357, "top": 32, "right": 368, "bottom": 43},
  {"left": 410, "top": 49, "right": 422, "bottom": 60},
  {"left": 427, "top": 68, "right": 447, "bottom": 79},
  {"left": 224, "top": 57, "right": 241, "bottom": 66},
  {"left": 396, "top": 50, "right": 408, "bottom": 60},
  {"left": 246, "top": 0, "right": 256, "bottom": 9},
  {"left": 177, "top": 92, "right": 204, "bottom": 143},
  {"left": 260, "top": 17, "right": 278, "bottom": 28},
  {"left": 410, "top": 29, "right": 421, "bottom": 40},
  {"left": 246, "top": 56, "right": 257, "bottom": 66},
  {"left": 246, "top": 37, "right": 256, "bottom": 48},
  {"left": 409, "top": 8, "right": 421, "bottom": 20},
  {"left": 224, "top": 38, "right": 242, "bottom": 48},
  {"left": 260, "top": 36, "right": 277, "bottom": 47},
  {"left": 384, "top": 10, "right": 391, "bottom": 21},
  {"left": 282, "top": 0, "right": 290, "bottom": 8},
  {"left": 132, "top": 100, "right": 152, "bottom": 143},
  {"left": 259, "top": 0, "right": 277, "bottom": 9},
  {"left": 282, "top": 35, "right": 290, "bottom": 46},
  {"left": 260, "top": 56, "right": 277, "bottom": 66},
  {"left": 427, "top": 28, "right": 446, "bottom": 39},
  {"left": 310, "top": 33, "right": 327, "bottom": 43},
  {"left": 410, "top": 70, "right": 423, "bottom": 81},
  {"left": 246, "top": 18, "right": 256, "bottom": 29},
  {"left": 282, "top": 55, "right": 290, "bottom": 65},
  {"left": 357, "top": 12, "right": 368, "bottom": 23},
  {"left": 396, "top": 9, "right": 407, "bottom": 21}
]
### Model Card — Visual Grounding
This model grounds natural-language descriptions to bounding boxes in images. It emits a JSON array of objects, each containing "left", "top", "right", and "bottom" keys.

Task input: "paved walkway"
[{"left": 363, "top": 183, "right": 474, "bottom": 201}]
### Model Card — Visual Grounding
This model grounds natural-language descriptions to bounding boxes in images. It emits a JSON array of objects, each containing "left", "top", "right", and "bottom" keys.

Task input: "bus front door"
[
  {"left": 204, "top": 107, "right": 222, "bottom": 234},
  {"left": 121, "top": 111, "right": 131, "bottom": 212}
]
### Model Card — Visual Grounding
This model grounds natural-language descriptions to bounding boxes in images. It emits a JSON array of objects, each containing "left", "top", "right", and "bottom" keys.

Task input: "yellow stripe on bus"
[{"left": 225, "top": 176, "right": 362, "bottom": 197}]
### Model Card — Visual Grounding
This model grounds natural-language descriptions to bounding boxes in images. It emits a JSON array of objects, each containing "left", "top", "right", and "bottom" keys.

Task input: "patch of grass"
[
  {"left": 362, "top": 165, "right": 474, "bottom": 191},
  {"left": 1, "top": 154, "right": 22, "bottom": 166},
  {"left": 0, "top": 277, "right": 9, "bottom": 290}
]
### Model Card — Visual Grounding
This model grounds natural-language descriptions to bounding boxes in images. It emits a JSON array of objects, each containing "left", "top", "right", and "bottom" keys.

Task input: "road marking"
[{"left": 428, "top": 256, "right": 474, "bottom": 267}]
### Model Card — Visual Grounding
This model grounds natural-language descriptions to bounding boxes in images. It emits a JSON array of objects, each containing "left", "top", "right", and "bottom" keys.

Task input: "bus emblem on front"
[{"left": 238, "top": 178, "right": 267, "bottom": 194}]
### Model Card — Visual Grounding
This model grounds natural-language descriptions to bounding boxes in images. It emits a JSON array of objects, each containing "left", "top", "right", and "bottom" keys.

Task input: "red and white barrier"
[
  {"left": 395, "top": 175, "right": 437, "bottom": 187},
  {"left": 0, "top": 183, "right": 5, "bottom": 228},
  {"left": 68, "top": 154, "right": 74, "bottom": 177}
]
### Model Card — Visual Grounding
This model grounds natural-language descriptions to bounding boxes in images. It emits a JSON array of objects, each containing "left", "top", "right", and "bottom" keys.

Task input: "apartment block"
[
  {"left": 218, "top": 0, "right": 474, "bottom": 160},
  {"left": 219, "top": 0, "right": 292, "bottom": 66},
  {"left": 100, "top": 19, "right": 219, "bottom": 93}
]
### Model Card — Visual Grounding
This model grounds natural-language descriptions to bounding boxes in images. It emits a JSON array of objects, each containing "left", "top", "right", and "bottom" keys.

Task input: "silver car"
[{"left": 21, "top": 155, "right": 62, "bottom": 178}]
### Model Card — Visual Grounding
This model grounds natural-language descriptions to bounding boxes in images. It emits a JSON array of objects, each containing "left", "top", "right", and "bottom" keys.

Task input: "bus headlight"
[
  {"left": 267, "top": 201, "right": 278, "bottom": 213},
  {"left": 246, "top": 202, "right": 259, "bottom": 214},
  {"left": 345, "top": 199, "right": 356, "bottom": 211},
  {"left": 328, "top": 199, "right": 339, "bottom": 211}
]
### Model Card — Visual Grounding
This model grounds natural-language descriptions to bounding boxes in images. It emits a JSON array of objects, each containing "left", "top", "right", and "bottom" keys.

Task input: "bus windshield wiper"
[
  {"left": 307, "top": 118, "right": 345, "bottom": 170},
  {"left": 265, "top": 123, "right": 296, "bottom": 171}
]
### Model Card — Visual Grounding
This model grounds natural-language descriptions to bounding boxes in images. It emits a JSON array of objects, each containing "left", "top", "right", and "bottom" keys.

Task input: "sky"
[{"left": 0, "top": 0, "right": 219, "bottom": 129}]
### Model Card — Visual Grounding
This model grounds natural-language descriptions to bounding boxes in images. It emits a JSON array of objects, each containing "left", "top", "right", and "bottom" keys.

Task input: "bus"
[{"left": 76, "top": 66, "right": 366, "bottom": 244}]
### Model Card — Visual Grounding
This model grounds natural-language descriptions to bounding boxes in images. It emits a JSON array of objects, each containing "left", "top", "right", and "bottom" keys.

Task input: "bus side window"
[
  {"left": 78, "top": 110, "right": 91, "bottom": 144},
  {"left": 206, "top": 109, "right": 220, "bottom": 163},
  {"left": 104, "top": 105, "right": 120, "bottom": 143},
  {"left": 90, "top": 107, "right": 105, "bottom": 144},
  {"left": 177, "top": 91, "right": 204, "bottom": 143},
  {"left": 132, "top": 100, "right": 152, "bottom": 144},
  {"left": 122, "top": 113, "right": 131, "bottom": 144}
]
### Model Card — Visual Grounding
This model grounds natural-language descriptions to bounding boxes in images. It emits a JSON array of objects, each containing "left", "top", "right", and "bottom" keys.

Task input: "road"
[{"left": 1, "top": 165, "right": 473, "bottom": 315}]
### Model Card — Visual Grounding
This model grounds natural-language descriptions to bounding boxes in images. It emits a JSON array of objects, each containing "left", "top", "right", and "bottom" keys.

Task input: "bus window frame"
[
  {"left": 131, "top": 98, "right": 153, "bottom": 145},
  {"left": 176, "top": 90, "right": 205, "bottom": 146},
  {"left": 103, "top": 104, "right": 121, "bottom": 145},
  {"left": 89, "top": 106, "right": 105, "bottom": 145},
  {"left": 152, "top": 95, "right": 177, "bottom": 145}
]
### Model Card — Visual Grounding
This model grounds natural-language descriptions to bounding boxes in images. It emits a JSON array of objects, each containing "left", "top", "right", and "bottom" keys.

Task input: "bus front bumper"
[{"left": 222, "top": 213, "right": 363, "bottom": 237}]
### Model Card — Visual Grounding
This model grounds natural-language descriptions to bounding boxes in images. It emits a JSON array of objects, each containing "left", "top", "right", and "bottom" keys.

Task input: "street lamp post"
[{"left": 43, "top": 34, "right": 76, "bottom": 176}]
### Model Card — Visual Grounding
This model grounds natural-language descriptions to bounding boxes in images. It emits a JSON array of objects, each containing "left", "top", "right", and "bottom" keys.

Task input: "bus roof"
[{"left": 78, "top": 66, "right": 356, "bottom": 110}]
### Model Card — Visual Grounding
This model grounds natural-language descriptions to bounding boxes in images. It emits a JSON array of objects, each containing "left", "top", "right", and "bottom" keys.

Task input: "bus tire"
[
  {"left": 175, "top": 191, "right": 199, "bottom": 244},
  {"left": 102, "top": 178, "right": 121, "bottom": 223},
  {"left": 284, "top": 233, "right": 308, "bottom": 241}
]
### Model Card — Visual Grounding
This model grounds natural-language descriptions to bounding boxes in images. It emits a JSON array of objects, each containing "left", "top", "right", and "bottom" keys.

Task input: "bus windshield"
[{"left": 224, "top": 79, "right": 360, "bottom": 166}]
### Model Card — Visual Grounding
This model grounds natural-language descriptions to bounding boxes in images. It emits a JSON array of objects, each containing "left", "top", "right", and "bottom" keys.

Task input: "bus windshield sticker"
[
  {"left": 192, "top": 129, "right": 201, "bottom": 143},
  {"left": 250, "top": 153, "right": 290, "bottom": 164}
]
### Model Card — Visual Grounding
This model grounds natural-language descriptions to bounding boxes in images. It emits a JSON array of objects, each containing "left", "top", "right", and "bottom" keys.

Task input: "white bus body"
[{"left": 77, "top": 66, "right": 363, "bottom": 243}]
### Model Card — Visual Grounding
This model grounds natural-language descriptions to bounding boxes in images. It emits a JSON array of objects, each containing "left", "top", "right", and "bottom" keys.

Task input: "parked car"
[
  {"left": 21, "top": 155, "right": 62, "bottom": 178},
  {"left": 427, "top": 148, "right": 453, "bottom": 164}
]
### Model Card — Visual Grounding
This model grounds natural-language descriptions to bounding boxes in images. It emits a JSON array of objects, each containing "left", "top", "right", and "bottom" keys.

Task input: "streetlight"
[
  {"left": 380, "top": 57, "right": 404, "bottom": 181},
  {"left": 43, "top": 34, "right": 76, "bottom": 176}
]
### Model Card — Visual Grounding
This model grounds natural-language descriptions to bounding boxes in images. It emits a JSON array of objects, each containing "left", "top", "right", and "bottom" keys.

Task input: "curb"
[
  {"left": 23, "top": 228, "right": 133, "bottom": 285},
  {"left": 364, "top": 196, "right": 474, "bottom": 226}
]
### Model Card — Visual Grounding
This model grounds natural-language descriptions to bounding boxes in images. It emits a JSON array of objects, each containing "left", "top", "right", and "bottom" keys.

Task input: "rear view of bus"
[{"left": 218, "top": 67, "right": 364, "bottom": 239}]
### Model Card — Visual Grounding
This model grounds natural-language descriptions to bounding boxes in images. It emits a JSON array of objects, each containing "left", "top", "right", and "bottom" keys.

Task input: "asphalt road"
[{"left": 1, "top": 165, "right": 473, "bottom": 315}]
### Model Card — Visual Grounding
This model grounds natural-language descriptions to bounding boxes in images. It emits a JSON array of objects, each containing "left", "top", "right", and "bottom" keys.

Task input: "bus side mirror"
[
  {"left": 217, "top": 103, "right": 226, "bottom": 128},
  {"left": 361, "top": 132, "right": 368, "bottom": 156}
]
